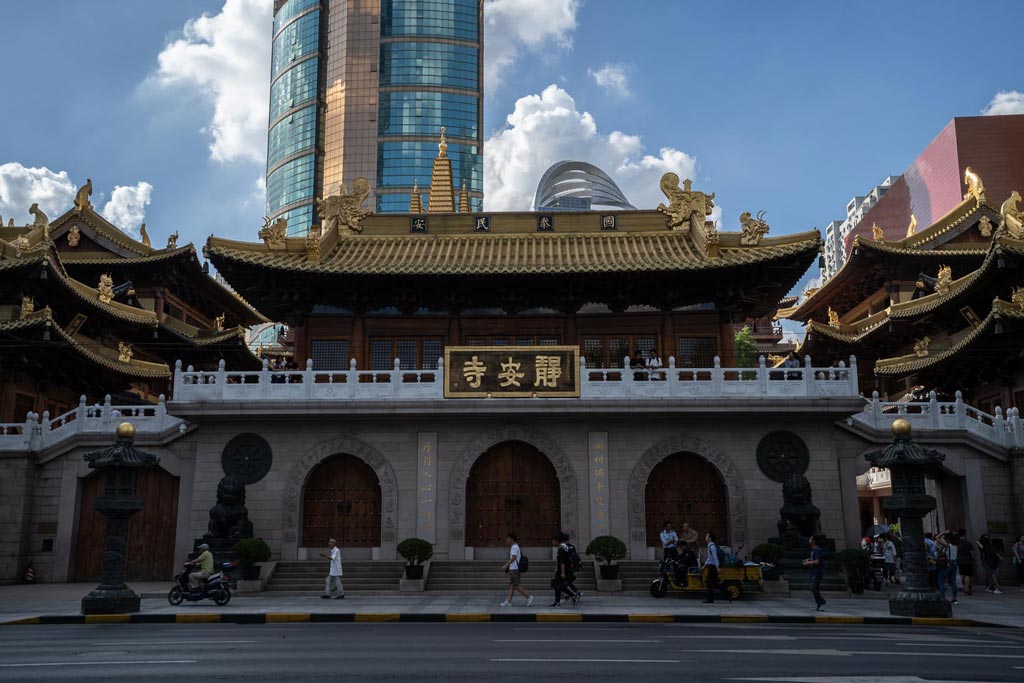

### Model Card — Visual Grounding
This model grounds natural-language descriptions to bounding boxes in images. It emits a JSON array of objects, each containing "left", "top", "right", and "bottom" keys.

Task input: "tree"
[{"left": 735, "top": 325, "right": 758, "bottom": 368}]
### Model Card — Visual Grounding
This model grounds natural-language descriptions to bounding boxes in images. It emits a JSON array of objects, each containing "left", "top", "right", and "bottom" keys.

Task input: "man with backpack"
[
  {"left": 550, "top": 531, "right": 582, "bottom": 607},
  {"left": 500, "top": 532, "right": 533, "bottom": 607}
]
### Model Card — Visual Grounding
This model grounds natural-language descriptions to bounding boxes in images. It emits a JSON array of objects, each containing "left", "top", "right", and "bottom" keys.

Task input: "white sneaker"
[
  {"left": 993, "top": 589, "right": 1003, "bottom": 595},
  {"left": 526, "top": 596, "right": 534, "bottom": 607},
  {"left": 499, "top": 601, "right": 510, "bottom": 607},
  {"left": 985, "top": 587, "right": 994, "bottom": 592}
]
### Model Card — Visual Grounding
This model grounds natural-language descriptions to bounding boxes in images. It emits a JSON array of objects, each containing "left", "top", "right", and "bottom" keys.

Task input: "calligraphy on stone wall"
[
  {"left": 444, "top": 346, "right": 580, "bottom": 398},
  {"left": 588, "top": 432, "right": 611, "bottom": 538},
  {"left": 417, "top": 432, "right": 438, "bottom": 543}
]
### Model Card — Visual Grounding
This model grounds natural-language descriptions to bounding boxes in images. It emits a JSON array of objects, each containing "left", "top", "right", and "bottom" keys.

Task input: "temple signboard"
[{"left": 444, "top": 346, "right": 580, "bottom": 398}]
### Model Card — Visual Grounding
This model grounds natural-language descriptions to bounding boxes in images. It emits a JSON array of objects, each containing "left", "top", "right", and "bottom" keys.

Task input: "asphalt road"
[{"left": 0, "top": 622, "right": 1022, "bottom": 682}]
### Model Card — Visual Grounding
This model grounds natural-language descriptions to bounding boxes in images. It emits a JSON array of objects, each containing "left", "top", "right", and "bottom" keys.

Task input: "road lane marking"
[
  {"left": 494, "top": 639, "right": 662, "bottom": 643},
  {"left": 894, "top": 642, "right": 1022, "bottom": 649},
  {"left": 491, "top": 658, "right": 680, "bottom": 664},
  {"left": 0, "top": 660, "right": 197, "bottom": 668},
  {"left": 94, "top": 640, "right": 256, "bottom": 645},
  {"left": 682, "top": 649, "right": 851, "bottom": 657}
]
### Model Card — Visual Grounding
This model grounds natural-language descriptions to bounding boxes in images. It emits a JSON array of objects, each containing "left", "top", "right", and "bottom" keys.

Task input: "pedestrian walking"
[
  {"left": 956, "top": 528, "right": 975, "bottom": 595},
  {"left": 660, "top": 521, "right": 679, "bottom": 560},
  {"left": 320, "top": 538, "right": 344, "bottom": 599},
  {"left": 880, "top": 534, "right": 898, "bottom": 584},
  {"left": 702, "top": 532, "right": 721, "bottom": 604},
  {"left": 1012, "top": 534, "right": 1024, "bottom": 591},
  {"left": 561, "top": 532, "right": 583, "bottom": 603},
  {"left": 500, "top": 532, "right": 533, "bottom": 607},
  {"left": 550, "top": 532, "right": 580, "bottom": 607},
  {"left": 978, "top": 534, "right": 1003, "bottom": 594},
  {"left": 924, "top": 532, "right": 938, "bottom": 589},
  {"left": 935, "top": 531, "right": 957, "bottom": 604},
  {"left": 803, "top": 534, "right": 826, "bottom": 611}
]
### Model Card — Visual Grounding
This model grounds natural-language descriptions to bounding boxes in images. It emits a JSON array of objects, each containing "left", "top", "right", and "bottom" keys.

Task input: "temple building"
[
  {"left": 0, "top": 186, "right": 265, "bottom": 424},
  {"left": 2, "top": 144, "right": 1022, "bottom": 587},
  {"left": 788, "top": 170, "right": 1024, "bottom": 411}
]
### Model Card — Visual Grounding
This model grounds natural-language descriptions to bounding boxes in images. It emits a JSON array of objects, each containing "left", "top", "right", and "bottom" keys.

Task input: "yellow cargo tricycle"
[{"left": 649, "top": 556, "right": 763, "bottom": 600}]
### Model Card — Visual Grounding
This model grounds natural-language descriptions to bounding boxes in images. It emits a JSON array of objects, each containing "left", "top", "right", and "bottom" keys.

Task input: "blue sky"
[{"left": 1, "top": 0, "right": 1022, "bottom": 267}]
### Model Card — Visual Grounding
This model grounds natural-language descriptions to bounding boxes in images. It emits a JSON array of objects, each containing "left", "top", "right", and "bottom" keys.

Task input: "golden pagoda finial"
[
  {"left": 438, "top": 126, "right": 448, "bottom": 158},
  {"left": 427, "top": 131, "right": 456, "bottom": 212},
  {"left": 458, "top": 179, "right": 470, "bottom": 213},
  {"left": 410, "top": 181, "right": 424, "bottom": 213},
  {"left": 872, "top": 223, "right": 884, "bottom": 241},
  {"left": 963, "top": 166, "right": 986, "bottom": 203},
  {"left": 905, "top": 213, "right": 918, "bottom": 238}
]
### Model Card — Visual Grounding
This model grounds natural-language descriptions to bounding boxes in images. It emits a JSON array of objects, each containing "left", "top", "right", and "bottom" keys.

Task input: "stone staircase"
[
  {"left": 264, "top": 561, "right": 406, "bottom": 593},
  {"left": 426, "top": 560, "right": 596, "bottom": 593},
  {"left": 618, "top": 561, "right": 661, "bottom": 592}
]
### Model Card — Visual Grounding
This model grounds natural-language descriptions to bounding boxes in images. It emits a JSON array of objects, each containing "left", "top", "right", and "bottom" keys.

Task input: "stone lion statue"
[
  {"left": 205, "top": 475, "right": 254, "bottom": 540},
  {"left": 776, "top": 473, "right": 821, "bottom": 539}
]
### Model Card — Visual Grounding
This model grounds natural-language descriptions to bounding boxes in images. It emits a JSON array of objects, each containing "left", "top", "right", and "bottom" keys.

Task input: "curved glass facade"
[
  {"left": 381, "top": 0, "right": 479, "bottom": 40},
  {"left": 379, "top": 42, "right": 479, "bottom": 90},
  {"left": 378, "top": 91, "right": 478, "bottom": 138},
  {"left": 267, "top": 0, "right": 322, "bottom": 235}
]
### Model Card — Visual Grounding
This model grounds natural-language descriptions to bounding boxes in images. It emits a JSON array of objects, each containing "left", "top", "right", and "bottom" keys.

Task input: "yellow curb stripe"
[
  {"left": 266, "top": 613, "right": 310, "bottom": 623},
  {"left": 354, "top": 613, "right": 400, "bottom": 622},
  {"left": 721, "top": 615, "right": 768, "bottom": 623},
  {"left": 628, "top": 615, "right": 673, "bottom": 623},
  {"left": 911, "top": 617, "right": 975, "bottom": 626},
  {"left": 84, "top": 614, "right": 131, "bottom": 624},
  {"left": 175, "top": 613, "right": 221, "bottom": 623},
  {"left": 2, "top": 617, "right": 41, "bottom": 625},
  {"left": 445, "top": 613, "right": 491, "bottom": 622},
  {"left": 536, "top": 613, "right": 583, "bottom": 622},
  {"left": 814, "top": 616, "right": 863, "bottom": 624}
]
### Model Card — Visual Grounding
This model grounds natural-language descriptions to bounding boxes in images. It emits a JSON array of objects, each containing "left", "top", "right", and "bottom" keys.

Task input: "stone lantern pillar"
[
  {"left": 80, "top": 422, "right": 160, "bottom": 615},
  {"left": 864, "top": 418, "right": 951, "bottom": 618}
]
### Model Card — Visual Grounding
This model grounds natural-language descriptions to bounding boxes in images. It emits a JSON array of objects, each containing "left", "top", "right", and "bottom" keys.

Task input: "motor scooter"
[{"left": 168, "top": 561, "right": 236, "bottom": 606}]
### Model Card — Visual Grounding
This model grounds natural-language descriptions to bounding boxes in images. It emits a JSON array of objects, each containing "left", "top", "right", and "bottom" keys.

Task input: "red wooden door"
[
  {"left": 302, "top": 455, "right": 381, "bottom": 547},
  {"left": 73, "top": 468, "right": 179, "bottom": 581},
  {"left": 465, "top": 441, "right": 560, "bottom": 547},
  {"left": 645, "top": 452, "right": 726, "bottom": 546}
]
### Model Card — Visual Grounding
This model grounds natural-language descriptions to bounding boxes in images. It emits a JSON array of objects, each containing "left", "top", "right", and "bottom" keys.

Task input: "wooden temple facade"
[
  {"left": 0, "top": 188, "right": 265, "bottom": 424},
  {"left": 788, "top": 173, "right": 1024, "bottom": 412}
]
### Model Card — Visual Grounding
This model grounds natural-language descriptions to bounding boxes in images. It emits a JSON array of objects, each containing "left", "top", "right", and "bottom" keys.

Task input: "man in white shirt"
[
  {"left": 660, "top": 521, "right": 679, "bottom": 560},
  {"left": 320, "top": 538, "right": 344, "bottom": 599},
  {"left": 702, "top": 532, "right": 721, "bottom": 604},
  {"left": 500, "top": 532, "right": 533, "bottom": 607}
]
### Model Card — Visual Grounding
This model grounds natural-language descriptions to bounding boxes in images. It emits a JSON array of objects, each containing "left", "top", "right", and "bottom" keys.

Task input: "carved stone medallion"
[
  {"left": 755, "top": 431, "right": 809, "bottom": 482},
  {"left": 221, "top": 433, "right": 274, "bottom": 484}
]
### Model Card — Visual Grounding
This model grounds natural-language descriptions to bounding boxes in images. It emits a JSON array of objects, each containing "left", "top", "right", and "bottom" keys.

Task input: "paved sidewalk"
[{"left": 2, "top": 582, "right": 1021, "bottom": 628}]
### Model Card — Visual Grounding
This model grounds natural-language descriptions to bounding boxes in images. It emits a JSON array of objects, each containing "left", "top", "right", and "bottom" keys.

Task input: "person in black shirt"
[{"left": 550, "top": 532, "right": 581, "bottom": 607}]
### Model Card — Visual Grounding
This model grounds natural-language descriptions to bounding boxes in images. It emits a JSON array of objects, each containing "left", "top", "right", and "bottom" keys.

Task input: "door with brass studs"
[
  {"left": 644, "top": 452, "right": 727, "bottom": 546},
  {"left": 302, "top": 454, "right": 382, "bottom": 547},
  {"left": 465, "top": 441, "right": 560, "bottom": 547}
]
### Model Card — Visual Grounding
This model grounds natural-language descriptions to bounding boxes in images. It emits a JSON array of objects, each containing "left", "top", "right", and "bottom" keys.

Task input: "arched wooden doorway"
[
  {"left": 73, "top": 467, "right": 179, "bottom": 581},
  {"left": 645, "top": 452, "right": 727, "bottom": 546},
  {"left": 466, "top": 441, "right": 560, "bottom": 547},
  {"left": 302, "top": 454, "right": 381, "bottom": 547}
]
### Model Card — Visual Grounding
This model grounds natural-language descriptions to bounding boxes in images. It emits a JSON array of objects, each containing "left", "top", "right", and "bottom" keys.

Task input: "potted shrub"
[
  {"left": 751, "top": 542, "right": 786, "bottom": 581},
  {"left": 586, "top": 535, "right": 627, "bottom": 579},
  {"left": 397, "top": 538, "right": 433, "bottom": 579},
  {"left": 233, "top": 537, "right": 271, "bottom": 581},
  {"left": 835, "top": 548, "right": 870, "bottom": 594}
]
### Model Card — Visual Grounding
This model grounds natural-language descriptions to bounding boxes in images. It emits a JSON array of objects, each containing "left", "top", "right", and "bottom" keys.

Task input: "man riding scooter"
[{"left": 188, "top": 543, "right": 215, "bottom": 592}]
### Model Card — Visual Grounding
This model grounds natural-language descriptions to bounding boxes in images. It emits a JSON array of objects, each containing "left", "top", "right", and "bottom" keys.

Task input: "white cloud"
[
  {"left": 483, "top": 85, "right": 699, "bottom": 211},
  {"left": 484, "top": 0, "right": 580, "bottom": 92},
  {"left": 588, "top": 63, "right": 631, "bottom": 97},
  {"left": 982, "top": 90, "right": 1024, "bottom": 116},
  {"left": 151, "top": 0, "right": 271, "bottom": 164},
  {"left": 0, "top": 163, "right": 77, "bottom": 224},
  {"left": 101, "top": 182, "right": 154, "bottom": 236}
]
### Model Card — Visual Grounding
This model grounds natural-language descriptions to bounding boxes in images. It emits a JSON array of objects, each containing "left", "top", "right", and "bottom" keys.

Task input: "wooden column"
[
  {"left": 564, "top": 311, "right": 578, "bottom": 346},
  {"left": 351, "top": 315, "right": 365, "bottom": 369},
  {"left": 446, "top": 313, "right": 462, "bottom": 347},
  {"left": 660, "top": 311, "right": 674, "bottom": 359},
  {"left": 718, "top": 311, "right": 737, "bottom": 366}
]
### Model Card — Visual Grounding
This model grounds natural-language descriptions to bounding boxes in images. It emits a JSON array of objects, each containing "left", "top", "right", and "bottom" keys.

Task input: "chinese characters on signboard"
[
  {"left": 444, "top": 346, "right": 580, "bottom": 398},
  {"left": 588, "top": 432, "right": 611, "bottom": 537},
  {"left": 416, "top": 432, "right": 437, "bottom": 542}
]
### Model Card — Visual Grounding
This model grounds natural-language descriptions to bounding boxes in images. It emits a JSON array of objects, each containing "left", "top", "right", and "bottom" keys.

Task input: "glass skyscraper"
[{"left": 267, "top": 0, "right": 484, "bottom": 235}]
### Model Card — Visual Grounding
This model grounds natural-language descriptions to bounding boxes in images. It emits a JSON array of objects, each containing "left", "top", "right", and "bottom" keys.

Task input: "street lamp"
[
  {"left": 80, "top": 422, "right": 160, "bottom": 615},
  {"left": 864, "top": 418, "right": 951, "bottom": 618}
]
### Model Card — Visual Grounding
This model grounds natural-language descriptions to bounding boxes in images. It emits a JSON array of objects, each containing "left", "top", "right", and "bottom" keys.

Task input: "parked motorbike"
[{"left": 167, "top": 561, "right": 236, "bottom": 606}]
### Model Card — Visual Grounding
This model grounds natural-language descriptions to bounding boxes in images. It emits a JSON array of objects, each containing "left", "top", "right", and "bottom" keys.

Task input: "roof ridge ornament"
[
  {"left": 140, "top": 223, "right": 152, "bottom": 247},
  {"left": 1000, "top": 190, "right": 1023, "bottom": 238},
  {"left": 259, "top": 216, "right": 288, "bottom": 250},
  {"left": 657, "top": 172, "right": 715, "bottom": 234},
  {"left": 29, "top": 203, "right": 49, "bottom": 234},
  {"left": 913, "top": 336, "right": 931, "bottom": 357},
  {"left": 963, "top": 166, "right": 985, "bottom": 204},
  {"left": 74, "top": 179, "right": 93, "bottom": 212},
  {"left": 166, "top": 230, "right": 178, "bottom": 249},
  {"left": 872, "top": 223, "right": 884, "bottom": 241},
  {"left": 935, "top": 265, "right": 952, "bottom": 295},
  {"left": 317, "top": 178, "right": 372, "bottom": 234},
  {"left": 305, "top": 225, "right": 322, "bottom": 263},
  {"left": 739, "top": 210, "right": 770, "bottom": 245},
  {"left": 905, "top": 213, "right": 918, "bottom": 238}
]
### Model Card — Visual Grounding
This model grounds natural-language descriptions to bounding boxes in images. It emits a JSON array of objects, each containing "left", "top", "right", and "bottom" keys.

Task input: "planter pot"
[
  {"left": 599, "top": 564, "right": 619, "bottom": 580},
  {"left": 405, "top": 564, "right": 424, "bottom": 580},
  {"left": 240, "top": 562, "right": 261, "bottom": 581},
  {"left": 761, "top": 566, "right": 780, "bottom": 581}
]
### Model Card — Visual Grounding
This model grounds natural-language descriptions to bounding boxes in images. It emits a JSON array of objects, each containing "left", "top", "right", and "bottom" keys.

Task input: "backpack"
[
  {"left": 716, "top": 544, "right": 728, "bottom": 567},
  {"left": 518, "top": 552, "right": 529, "bottom": 573},
  {"left": 567, "top": 543, "right": 583, "bottom": 572}
]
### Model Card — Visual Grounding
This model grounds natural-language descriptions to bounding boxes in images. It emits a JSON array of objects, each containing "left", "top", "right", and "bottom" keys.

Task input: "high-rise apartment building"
[
  {"left": 267, "top": 0, "right": 484, "bottom": 234},
  {"left": 818, "top": 176, "right": 899, "bottom": 281}
]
